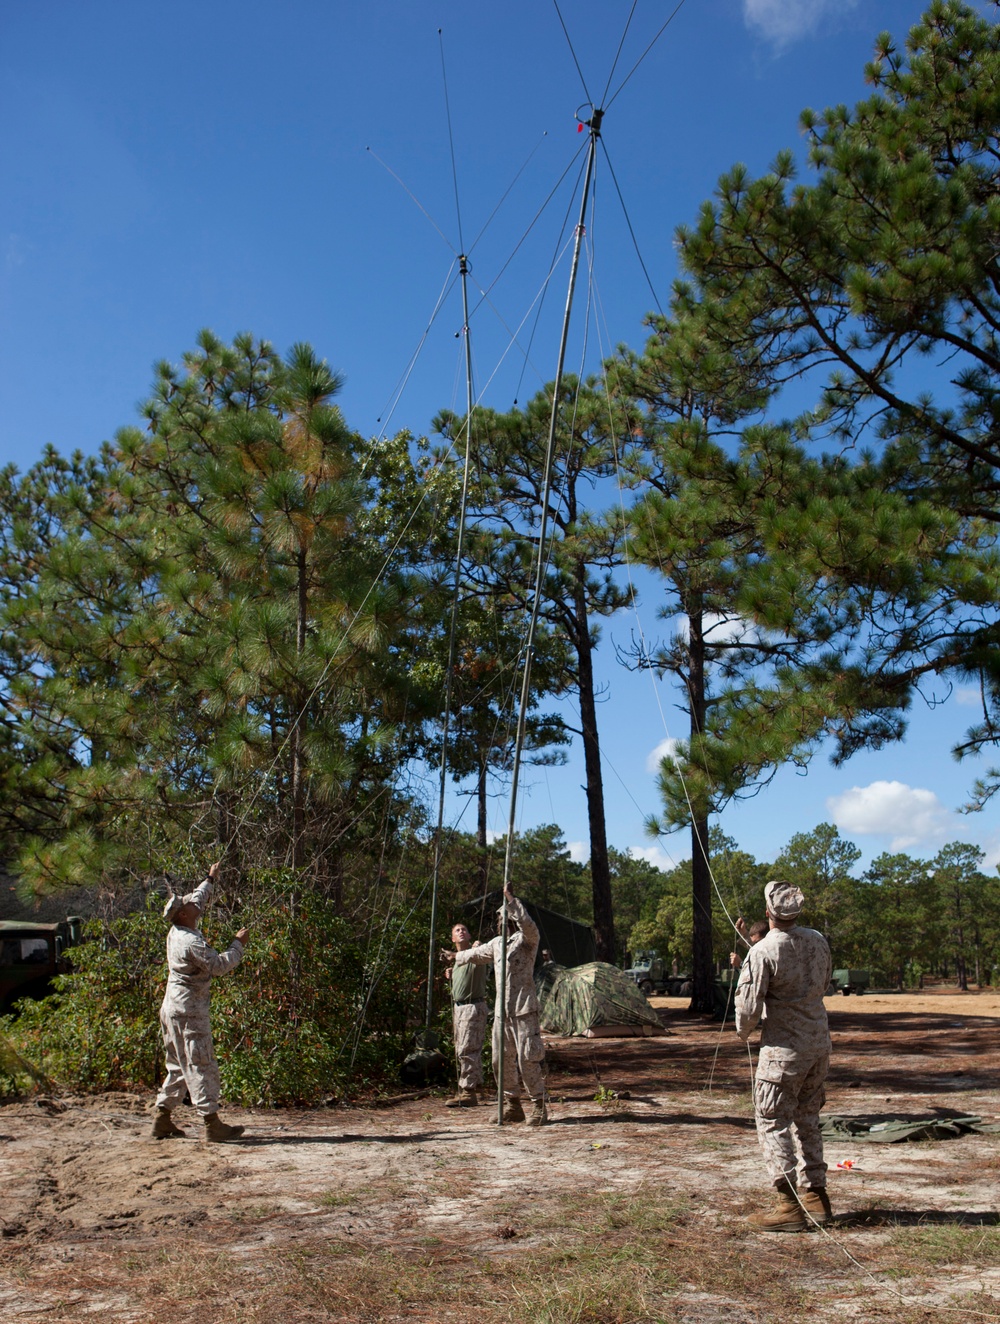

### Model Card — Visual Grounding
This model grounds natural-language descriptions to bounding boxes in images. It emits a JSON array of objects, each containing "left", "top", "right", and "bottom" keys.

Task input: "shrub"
[{"left": 3, "top": 871, "right": 444, "bottom": 1105}]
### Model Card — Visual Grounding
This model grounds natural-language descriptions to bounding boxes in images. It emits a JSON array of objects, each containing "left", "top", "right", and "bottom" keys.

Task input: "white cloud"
[
  {"left": 567, "top": 840, "right": 589, "bottom": 864},
  {"left": 669, "top": 612, "right": 782, "bottom": 651},
  {"left": 827, "top": 780, "right": 952, "bottom": 851},
  {"left": 980, "top": 835, "right": 1000, "bottom": 872},
  {"left": 646, "top": 736, "right": 681, "bottom": 774},
  {"left": 955, "top": 687, "right": 982, "bottom": 708},
  {"left": 671, "top": 612, "right": 748, "bottom": 645},
  {"left": 628, "top": 844, "right": 677, "bottom": 872},
  {"left": 743, "top": 0, "right": 859, "bottom": 50}
]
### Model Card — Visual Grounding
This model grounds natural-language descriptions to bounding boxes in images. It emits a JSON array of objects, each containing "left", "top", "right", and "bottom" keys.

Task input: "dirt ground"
[{"left": 2, "top": 990, "right": 1000, "bottom": 1324}]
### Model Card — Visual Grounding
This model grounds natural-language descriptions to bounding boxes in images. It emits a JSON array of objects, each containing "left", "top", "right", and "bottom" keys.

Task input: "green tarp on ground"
[
  {"left": 821, "top": 1115, "right": 1000, "bottom": 1143},
  {"left": 537, "top": 961, "right": 667, "bottom": 1038}
]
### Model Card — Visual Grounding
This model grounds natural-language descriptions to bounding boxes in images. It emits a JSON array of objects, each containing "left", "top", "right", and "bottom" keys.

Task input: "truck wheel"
[
  {"left": 842, "top": 987, "right": 851, "bottom": 995},
  {"left": 639, "top": 980, "right": 654, "bottom": 997}
]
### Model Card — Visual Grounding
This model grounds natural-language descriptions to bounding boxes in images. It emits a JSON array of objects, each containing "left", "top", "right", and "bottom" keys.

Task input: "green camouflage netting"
[
  {"left": 821, "top": 1114, "right": 1000, "bottom": 1143},
  {"left": 537, "top": 962, "right": 666, "bottom": 1037}
]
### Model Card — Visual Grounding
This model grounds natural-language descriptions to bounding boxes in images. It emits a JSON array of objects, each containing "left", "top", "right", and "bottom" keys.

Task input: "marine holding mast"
[{"left": 441, "top": 885, "right": 547, "bottom": 1126}]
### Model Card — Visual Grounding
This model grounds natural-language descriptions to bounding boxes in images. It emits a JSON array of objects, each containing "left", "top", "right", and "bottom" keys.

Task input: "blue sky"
[{"left": 2, "top": 0, "right": 997, "bottom": 879}]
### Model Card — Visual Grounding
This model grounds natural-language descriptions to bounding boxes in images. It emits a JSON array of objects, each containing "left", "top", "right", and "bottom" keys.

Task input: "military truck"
[
  {"left": 624, "top": 950, "right": 692, "bottom": 998},
  {"left": 830, "top": 968, "right": 869, "bottom": 996},
  {"left": 0, "top": 917, "right": 84, "bottom": 1013}
]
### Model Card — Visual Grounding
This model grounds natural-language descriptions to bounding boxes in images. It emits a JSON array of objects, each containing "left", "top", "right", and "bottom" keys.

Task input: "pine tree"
[
  {"left": 437, "top": 378, "right": 635, "bottom": 962},
  {"left": 670, "top": 0, "right": 1000, "bottom": 799}
]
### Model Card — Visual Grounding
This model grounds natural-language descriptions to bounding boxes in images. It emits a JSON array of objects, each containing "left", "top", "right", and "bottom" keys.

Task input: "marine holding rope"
[
  {"left": 735, "top": 880, "right": 833, "bottom": 1232},
  {"left": 440, "top": 886, "right": 547, "bottom": 1126},
  {"left": 151, "top": 861, "right": 249, "bottom": 1143}
]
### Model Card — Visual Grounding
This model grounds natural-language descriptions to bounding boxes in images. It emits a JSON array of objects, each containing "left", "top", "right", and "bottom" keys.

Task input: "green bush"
[{"left": 3, "top": 872, "right": 444, "bottom": 1105}]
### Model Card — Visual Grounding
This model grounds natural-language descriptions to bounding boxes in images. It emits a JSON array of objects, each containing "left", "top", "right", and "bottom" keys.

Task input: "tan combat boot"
[
  {"left": 525, "top": 1097, "right": 548, "bottom": 1127},
  {"left": 747, "top": 1178, "right": 807, "bottom": 1232},
  {"left": 444, "top": 1087, "right": 478, "bottom": 1108},
  {"left": 203, "top": 1112, "right": 245, "bottom": 1142},
  {"left": 491, "top": 1093, "right": 526, "bottom": 1124},
  {"left": 801, "top": 1186, "right": 833, "bottom": 1224},
  {"left": 151, "top": 1106, "right": 186, "bottom": 1139}
]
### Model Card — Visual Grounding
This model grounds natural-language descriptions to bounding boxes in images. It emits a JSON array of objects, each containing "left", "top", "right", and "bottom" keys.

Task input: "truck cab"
[
  {"left": 0, "top": 917, "right": 83, "bottom": 1013},
  {"left": 624, "top": 950, "right": 663, "bottom": 995}
]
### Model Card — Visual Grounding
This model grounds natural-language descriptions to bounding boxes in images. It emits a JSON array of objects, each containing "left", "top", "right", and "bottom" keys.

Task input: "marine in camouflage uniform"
[
  {"left": 450, "top": 890, "right": 547, "bottom": 1125},
  {"left": 152, "top": 863, "right": 247, "bottom": 1142},
  {"left": 735, "top": 880, "right": 833, "bottom": 1231},
  {"left": 445, "top": 922, "right": 489, "bottom": 1107}
]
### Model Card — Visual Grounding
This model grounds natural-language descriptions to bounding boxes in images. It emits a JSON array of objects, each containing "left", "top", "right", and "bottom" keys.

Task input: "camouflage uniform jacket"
[
  {"left": 735, "top": 925, "right": 831, "bottom": 1062},
  {"left": 162, "top": 877, "right": 244, "bottom": 1017},
  {"left": 453, "top": 896, "right": 539, "bottom": 1017}
]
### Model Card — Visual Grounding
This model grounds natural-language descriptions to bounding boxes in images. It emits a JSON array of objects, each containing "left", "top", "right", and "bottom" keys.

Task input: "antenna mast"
[
  {"left": 425, "top": 253, "right": 476, "bottom": 1035},
  {"left": 495, "top": 105, "right": 604, "bottom": 1123}
]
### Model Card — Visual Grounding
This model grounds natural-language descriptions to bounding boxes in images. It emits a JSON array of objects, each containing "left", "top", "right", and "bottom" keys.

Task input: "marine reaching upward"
[
  {"left": 445, "top": 922, "right": 489, "bottom": 1108},
  {"left": 442, "top": 887, "right": 547, "bottom": 1126},
  {"left": 152, "top": 862, "right": 248, "bottom": 1143}
]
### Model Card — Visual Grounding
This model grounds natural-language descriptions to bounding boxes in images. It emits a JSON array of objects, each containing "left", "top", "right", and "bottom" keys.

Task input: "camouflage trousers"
[
  {"left": 753, "top": 1048, "right": 829, "bottom": 1188},
  {"left": 452, "top": 1000, "right": 487, "bottom": 1089},
  {"left": 155, "top": 1006, "right": 221, "bottom": 1116},
  {"left": 493, "top": 1010, "right": 546, "bottom": 1100}
]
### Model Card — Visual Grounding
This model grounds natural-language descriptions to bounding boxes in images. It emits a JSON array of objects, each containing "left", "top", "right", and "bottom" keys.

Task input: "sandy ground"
[{"left": 1, "top": 990, "right": 999, "bottom": 1323}]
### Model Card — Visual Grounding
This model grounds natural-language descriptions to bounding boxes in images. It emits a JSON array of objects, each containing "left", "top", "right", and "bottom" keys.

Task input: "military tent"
[
  {"left": 536, "top": 961, "right": 667, "bottom": 1038},
  {"left": 462, "top": 894, "right": 595, "bottom": 967}
]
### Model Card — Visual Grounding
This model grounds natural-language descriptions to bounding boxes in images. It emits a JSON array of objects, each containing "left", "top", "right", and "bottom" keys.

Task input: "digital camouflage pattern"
[
  {"left": 454, "top": 896, "right": 545, "bottom": 1101},
  {"left": 492, "top": 1009, "right": 545, "bottom": 1100},
  {"left": 537, "top": 961, "right": 664, "bottom": 1037},
  {"left": 452, "top": 1000, "right": 487, "bottom": 1090},
  {"left": 155, "top": 876, "right": 244, "bottom": 1117},
  {"left": 736, "top": 925, "right": 832, "bottom": 1188}
]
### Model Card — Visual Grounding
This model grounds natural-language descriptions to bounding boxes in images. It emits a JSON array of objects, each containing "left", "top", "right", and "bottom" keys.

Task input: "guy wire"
[{"left": 605, "top": 0, "right": 693, "bottom": 112}]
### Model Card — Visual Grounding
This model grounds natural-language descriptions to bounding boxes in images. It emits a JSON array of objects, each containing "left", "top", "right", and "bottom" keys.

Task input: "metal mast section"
[
  {"left": 424, "top": 252, "right": 476, "bottom": 1037},
  {"left": 495, "top": 106, "right": 604, "bottom": 1124}
]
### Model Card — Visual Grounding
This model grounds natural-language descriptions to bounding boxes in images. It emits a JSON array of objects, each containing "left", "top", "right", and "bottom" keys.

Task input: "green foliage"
[
  {"left": 0, "top": 332, "right": 443, "bottom": 894},
  {"left": 440, "top": 377, "right": 639, "bottom": 960},
  {"left": 771, "top": 823, "right": 862, "bottom": 960},
  {"left": 607, "top": 847, "right": 669, "bottom": 965},
  {"left": 627, "top": 828, "right": 768, "bottom": 970},
  {"left": 3, "top": 873, "right": 436, "bottom": 1105},
  {"left": 496, "top": 824, "right": 592, "bottom": 923},
  {"left": 669, "top": 0, "right": 1000, "bottom": 784}
]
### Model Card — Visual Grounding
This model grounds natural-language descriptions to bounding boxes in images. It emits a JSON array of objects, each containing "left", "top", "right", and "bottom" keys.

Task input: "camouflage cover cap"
[
  {"left": 162, "top": 890, "right": 203, "bottom": 921},
  {"left": 764, "top": 880, "right": 804, "bottom": 920}
]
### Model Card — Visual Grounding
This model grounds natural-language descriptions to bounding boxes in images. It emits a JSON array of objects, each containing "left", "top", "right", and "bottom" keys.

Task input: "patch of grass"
[
  {"left": 314, "top": 1190, "right": 356, "bottom": 1209},
  {"left": 885, "top": 1223, "right": 1000, "bottom": 1269},
  {"left": 227, "top": 1202, "right": 286, "bottom": 1218}
]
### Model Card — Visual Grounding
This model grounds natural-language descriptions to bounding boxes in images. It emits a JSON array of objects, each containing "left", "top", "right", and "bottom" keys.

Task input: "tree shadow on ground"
[
  {"left": 837, "top": 1209, "right": 1000, "bottom": 1227},
  {"left": 235, "top": 1130, "right": 452, "bottom": 1146},
  {"left": 546, "top": 1111, "right": 754, "bottom": 1129}
]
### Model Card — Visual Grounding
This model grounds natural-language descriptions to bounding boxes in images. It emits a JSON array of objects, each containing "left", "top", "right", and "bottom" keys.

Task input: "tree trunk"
[
  {"left": 290, "top": 545, "right": 308, "bottom": 870},
  {"left": 687, "top": 606, "right": 715, "bottom": 1014},
  {"left": 573, "top": 582, "right": 615, "bottom": 963}
]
